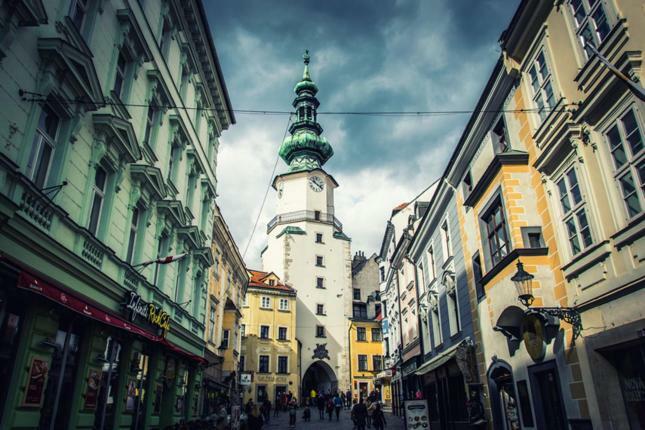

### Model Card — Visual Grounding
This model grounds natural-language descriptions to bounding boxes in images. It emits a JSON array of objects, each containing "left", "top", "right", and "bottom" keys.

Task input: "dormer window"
[{"left": 268, "top": 279, "right": 275, "bottom": 286}]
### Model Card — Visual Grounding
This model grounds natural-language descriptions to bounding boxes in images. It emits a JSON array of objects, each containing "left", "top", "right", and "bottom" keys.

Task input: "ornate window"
[
  {"left": 605, "top": 108, "right": 644, "bottom": 219},
  {"left": 528, "top": 50, "right": 556, "bottom": 121},
  {"left": 69, "top": 0, "right": 89, "bottom": 32},
  {"left": 556, "top": 167, "right": 593, "bottom": 255},
  {"left": 444, "top": 274, "right": 460, "bottom": 336},
  {"left": 88, "top": 166, "right": 108, "bottom": 235},
  {"left": 27, "top": 105, "right": 60, "bottom": 188},
  {"left": 569, "top": 0, "right": 611, "bottom": 59},
  {"left": 126, "top": 207, "right": 140, "bottom": 263},
  {"left": 430, "top": 295, "right": 442, "bottom": 347},
  {"left": 483, "top": 199, "right": 510, "bottom": 266},
  {"left": 209, "top": 304, "right": 216, "bottom": 343}
]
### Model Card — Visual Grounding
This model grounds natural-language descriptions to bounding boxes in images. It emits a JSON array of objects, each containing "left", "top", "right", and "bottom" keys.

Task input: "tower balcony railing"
[{"left": 267, "top": 210, "right": 342, "bottom": 233}]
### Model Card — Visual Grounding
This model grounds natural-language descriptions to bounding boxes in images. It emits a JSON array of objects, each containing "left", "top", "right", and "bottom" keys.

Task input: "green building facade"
[{"left": 0, "top": 0, "right": 234, "bottom": 428}]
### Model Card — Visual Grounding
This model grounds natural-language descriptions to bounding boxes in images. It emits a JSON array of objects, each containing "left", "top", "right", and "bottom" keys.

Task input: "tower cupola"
[{"left": 278, "top": 50, "right": 334, "bottom": 172}]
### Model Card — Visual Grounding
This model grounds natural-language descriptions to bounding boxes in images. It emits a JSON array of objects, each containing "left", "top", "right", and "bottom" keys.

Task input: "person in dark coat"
[
  {"left": 317, "top": 395, "right": 326, "bottom": 420},
  {"left": 372, "top": 403, "right": 387, "bottom": 430},
  {"left": 326, "top": 397, "right": 334, "bottom": 421},
  {"left": 248, "top": 405, "right": 264, "bottom": 430},
  {"left": 351, "top": 398, "right": 368, "bottom": 430},
  {"left": 345, "top": 390, "right": 352, "bottom": 409}
]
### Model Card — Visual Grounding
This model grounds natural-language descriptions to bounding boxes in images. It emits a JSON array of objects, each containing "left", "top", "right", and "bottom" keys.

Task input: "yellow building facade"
[
  {"left": 202, "top": 205, "right": 247, "bottom": 413},
  {"left": 349, "top": 320, "right": 385, "bottom": 400},
  {"left": 240, "top": 271, "right": 299, "bottom": 404}
]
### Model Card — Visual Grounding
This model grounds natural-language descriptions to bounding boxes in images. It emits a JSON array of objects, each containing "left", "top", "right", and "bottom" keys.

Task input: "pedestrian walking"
[
  {"left": 326, "top": 396, "right": 334, "bottom": 421},
  {"left": 303, "top": 401, "right": 311, "bottom": 422},
  {"left": 261, "top": 399, "right": 271, "bottom": 424},
  {"left": 334, "top": 393, "right": 343, "bottom": 421},
  {"left": 366, "top": 398, "right": 376, "bottom": 428},
  {"left": 352, "top": 398, "right": 368, "bottom": 430},
  {"left": 288, "top": 398, "right": 298, "bottom": 428},
  {"left": 345, "top": 389, "right": 352, "bottom": 409},
  {"left": 372, "top": 403, "right": 387, "bottom": 430},
  {"left": 317, "top": 395, "right": 325, "bottom": 420},
  {"left": 248, "top": 405, "right": 264, "bottom": 430}
]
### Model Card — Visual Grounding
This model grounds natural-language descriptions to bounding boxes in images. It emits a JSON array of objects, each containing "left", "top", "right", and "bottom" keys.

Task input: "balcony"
[{"left": 267, "top": 210, "right": 342, "bottom": 233}]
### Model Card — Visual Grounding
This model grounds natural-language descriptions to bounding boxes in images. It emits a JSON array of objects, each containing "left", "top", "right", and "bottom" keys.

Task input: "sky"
[{"left": 205, "top": 0, "right": 520, "bottom": 268}]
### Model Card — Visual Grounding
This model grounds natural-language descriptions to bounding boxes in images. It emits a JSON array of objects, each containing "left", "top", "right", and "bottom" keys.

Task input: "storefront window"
[
  {"left": 94, "top": 336, "right": 122, "bottom": 430},
  {"left": 39, "top": 317, "right": 83, "bottom": 430},
  {"left": 131, "top": 350, "right": 150, "bottom": 429},
  {"left": 0, "top": 287, "right": 24, "bottom": 418},
  {"left": 177, "top": 368, "right": 188, "bottom": 416}
]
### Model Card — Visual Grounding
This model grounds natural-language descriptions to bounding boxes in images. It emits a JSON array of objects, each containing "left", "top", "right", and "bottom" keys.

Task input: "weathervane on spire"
[{"left": 303, "top": 49, "right": 310, "bottom": 65}]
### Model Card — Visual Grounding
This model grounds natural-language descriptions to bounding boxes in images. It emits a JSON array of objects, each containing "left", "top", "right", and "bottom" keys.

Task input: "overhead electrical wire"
[
  {"left": 241, "top": 113, "right": 293, "bottom": 259},
  {"left": 20, "top": 90, "right": 577, "bottom": 117}
]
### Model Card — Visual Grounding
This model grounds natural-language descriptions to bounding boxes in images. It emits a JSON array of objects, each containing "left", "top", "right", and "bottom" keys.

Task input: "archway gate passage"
[{"left": 302, "top": 360, "right": 338, "bottom": 398}]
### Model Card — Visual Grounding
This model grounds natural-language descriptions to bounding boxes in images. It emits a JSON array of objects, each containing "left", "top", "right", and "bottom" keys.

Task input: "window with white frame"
[
  {"left": 446, "top": 280, "right": 460, "bottom": 336},
  {"left": 605, "top": 108, "right": 644, "bottom": 219},
  {"left": 483, "top": 198, "right": 510, "bottom": 266},
  {"left": 279, "top": 298, "right": 289, "bottom": 311},
  {"left": 240, "top": 324, "right": 246, "bottom": 337},
  {"left": 69, "top": 0, "right": 89, "bottom": 32},
  {"left": 27, "top": 105, "right": 61, "bottom": 188},
  {"left": 528, "top": 49, "right": 556, "bottom": 121},
  {"left": 126, "top": 207, "right": 140, "bottom": 263},
  {"left": 260, "top": 325, "right": 270, "bottom": 339},
  {"left": 260, "top": 296, "right": 271, "bottom": 309},
  {"left": 209, "top": 304, "right": 216, "bottom": 343},
  {"left": 221, "top": 330, "right": 230, "bottom": 349},
  {"left": 88, "top": 166, "right": 108, "bottom": 235},
  {"left": 113, "top": 48, "right": 131, "bottom": 100},
  {"left": 441, "top": 221, "right": 452, "bottom": 261},
  {"left": 557, "top": 166, "right": 593, "bottom": 256},
  {"left": 431, "top": 297, "right": 442, "bottom": 347},
  {"left": 569, "top": 0, "right": 611, "bottom": 59},
  {"left": 426, "top": 246, "right": 436, "bottom": 281}
]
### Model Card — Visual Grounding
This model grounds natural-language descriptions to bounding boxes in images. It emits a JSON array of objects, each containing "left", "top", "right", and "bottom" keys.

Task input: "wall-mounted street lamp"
[{"left": 511, "top": 261, "right": 582, "bottom": 342}]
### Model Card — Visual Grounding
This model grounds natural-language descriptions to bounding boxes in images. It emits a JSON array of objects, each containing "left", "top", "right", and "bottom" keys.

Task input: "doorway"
[
  {"left": 528, "top": 361, "right": 567, "bottom": 430},
  {"left": 38, "top": 317, "right": 83, "bottom": 430},
  {"left": 302, "top": 360, "right": 338, "bottom": 397},
  {"left": 487, "top": 360, "right": 521, "bottom": 430}
]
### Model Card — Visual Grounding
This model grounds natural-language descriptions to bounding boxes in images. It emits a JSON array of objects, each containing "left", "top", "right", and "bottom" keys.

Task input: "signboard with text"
[
  {"left": 124, "top": 291, "right": 171, "bottom": 335},
  {"left": 240, "top": 373, "right": 252, "bottom": 386},
  {"left": 405, "top": 400, "right": 429, "bottom": 429}
]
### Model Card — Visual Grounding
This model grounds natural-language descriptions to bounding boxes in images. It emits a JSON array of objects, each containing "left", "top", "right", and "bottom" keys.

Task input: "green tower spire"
[{"left": 278, "top": 50, "right": 333, "bottom": 172}]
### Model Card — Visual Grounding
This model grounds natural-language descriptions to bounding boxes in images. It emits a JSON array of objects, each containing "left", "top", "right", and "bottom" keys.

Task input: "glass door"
[{"left": 39, "top": 317, "right": 83, "bottom": 430}]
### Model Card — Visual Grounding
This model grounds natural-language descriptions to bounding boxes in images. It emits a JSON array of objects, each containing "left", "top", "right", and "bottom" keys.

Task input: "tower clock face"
[{"left": 309, "top": 176, "right": 324, "bottom": 192}]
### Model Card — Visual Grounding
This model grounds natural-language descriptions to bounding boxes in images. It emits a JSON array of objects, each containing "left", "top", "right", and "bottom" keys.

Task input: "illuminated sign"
[{"left": 125, "top": 291, "right": 171, "bottom": 334}]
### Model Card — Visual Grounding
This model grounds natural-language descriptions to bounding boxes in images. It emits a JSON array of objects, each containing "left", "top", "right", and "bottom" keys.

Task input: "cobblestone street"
[{"left": 261, "top": 409, "right": 406, "bottom": 430}]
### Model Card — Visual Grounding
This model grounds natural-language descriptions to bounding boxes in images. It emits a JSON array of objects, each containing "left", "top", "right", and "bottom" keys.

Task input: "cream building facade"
[{"left": 203, "top": 204, "right": 246, "bottom": 414}]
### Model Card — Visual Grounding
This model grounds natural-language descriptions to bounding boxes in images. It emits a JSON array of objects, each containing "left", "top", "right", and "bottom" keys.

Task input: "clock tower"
[{"left": 262, "top": 51, "right": 352, "bottom": 396}]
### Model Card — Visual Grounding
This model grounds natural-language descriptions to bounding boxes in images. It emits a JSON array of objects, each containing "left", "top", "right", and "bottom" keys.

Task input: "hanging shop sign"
[
  {"left": 84, "top": 368, "right": 101, "bottom": 410},
  {"left": 240, "top": 373, "right": 252, "bottom": 386},
  {"left": 522, "top": 313, "right": 547, "bottom": 362},
  {"left": 23, "top": 356, "right": 49, "bottom": 407},
  {"left": 124, "top": 291, "right": 171, "bottom": 335}
]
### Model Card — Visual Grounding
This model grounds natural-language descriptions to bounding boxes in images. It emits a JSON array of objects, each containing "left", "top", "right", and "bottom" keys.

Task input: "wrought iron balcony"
[{"left": 267, "top": 210, "right": 342, "bottom": 233}]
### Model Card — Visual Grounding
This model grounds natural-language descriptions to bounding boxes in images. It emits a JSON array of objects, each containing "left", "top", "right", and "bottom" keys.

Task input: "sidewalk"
[{"left": 262, "top": 408, "right": 405, "bottom": 430}]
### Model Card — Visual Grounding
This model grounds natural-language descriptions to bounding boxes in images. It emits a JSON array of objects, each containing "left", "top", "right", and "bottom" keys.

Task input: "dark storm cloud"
[{"left": 205, "top": 0, "right": 519, "bottom": 264}]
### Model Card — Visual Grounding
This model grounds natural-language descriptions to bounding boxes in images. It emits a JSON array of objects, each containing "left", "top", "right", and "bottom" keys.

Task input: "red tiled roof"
[{"left": 247, "top": 269, "right": 295, "bottom": 292}]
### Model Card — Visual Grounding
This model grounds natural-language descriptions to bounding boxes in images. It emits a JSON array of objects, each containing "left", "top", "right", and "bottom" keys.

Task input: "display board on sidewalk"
[{"left": 404, "top": 400, "right": 429, "bottom": 429}]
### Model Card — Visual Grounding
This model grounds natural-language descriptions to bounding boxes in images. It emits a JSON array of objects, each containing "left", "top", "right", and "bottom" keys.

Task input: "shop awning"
[
  {"left": 415, "top": 339, "right": 467, "bottom": 376},
  {"left": 17, "top": 271, "right": 207, "bottom": 365}
]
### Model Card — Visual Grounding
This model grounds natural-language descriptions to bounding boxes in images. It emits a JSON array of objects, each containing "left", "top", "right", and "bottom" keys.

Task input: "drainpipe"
[{"left": 49, "top": 319, "right": 74, "bottom": 430}]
